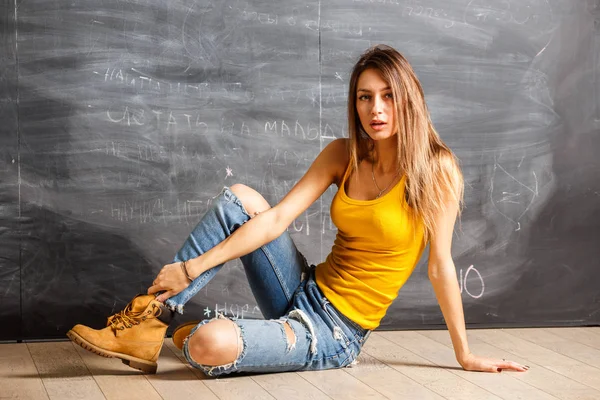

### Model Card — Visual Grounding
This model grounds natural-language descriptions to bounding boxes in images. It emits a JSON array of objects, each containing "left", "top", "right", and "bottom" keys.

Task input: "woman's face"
[{"left": 356, "top": 68, "right": 396, "bottom": 141}]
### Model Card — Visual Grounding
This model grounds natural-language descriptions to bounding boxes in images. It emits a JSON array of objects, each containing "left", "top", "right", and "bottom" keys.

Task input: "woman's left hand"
[
  {"left": 148, "top": 262, "right": 191, "bottom": 303},
  {"left": 459, "top": 353, "right": 529, "bottom": 373}
]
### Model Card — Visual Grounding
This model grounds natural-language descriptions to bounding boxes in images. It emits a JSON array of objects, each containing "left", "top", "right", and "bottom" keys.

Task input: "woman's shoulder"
[
  {"left": 321, "top": 138, "right": 351, "bottom": 185},
  {"left": 433, "top": 147, "right": 462, "bottom": 183},
  {"left": 324, "top": 138, "right": 350, "bottom": 159},
  {"left": 430, "top": 146, "right": 464, "bottom": 205}
]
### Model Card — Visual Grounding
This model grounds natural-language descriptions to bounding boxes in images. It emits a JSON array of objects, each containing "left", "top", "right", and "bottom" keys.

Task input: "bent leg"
[
  {"left": 166, "top": 185, "right": 306, "bottom": 319},
  {"left": 165, "top": 186, "right": 252, "bottom": 313},
  {"left": 231, "top": 184, "right": 307, "bottom": 319},
  {"left": 183, "top": 312, "right": 316, "bottom": 377}
]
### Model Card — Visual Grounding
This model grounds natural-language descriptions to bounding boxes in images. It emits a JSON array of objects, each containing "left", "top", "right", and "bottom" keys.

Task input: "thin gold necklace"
[{"left": 371, "top": 163, "right": 400, "bottom": 199}]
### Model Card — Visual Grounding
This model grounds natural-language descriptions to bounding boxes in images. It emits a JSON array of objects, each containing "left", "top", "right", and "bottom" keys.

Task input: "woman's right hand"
[{"left": 148, "top": 261, "right": 192, "bottom": 303}]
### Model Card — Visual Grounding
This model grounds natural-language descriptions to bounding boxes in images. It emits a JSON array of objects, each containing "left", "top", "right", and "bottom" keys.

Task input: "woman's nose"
[{"left": 371, "top": 98, "right": 383, "bottom": 115}]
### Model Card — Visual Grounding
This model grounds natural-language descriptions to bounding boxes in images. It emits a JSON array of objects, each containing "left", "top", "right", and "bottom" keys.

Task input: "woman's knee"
[
  {"left": 187, "top": 319, "right": 242, "bottom": 366},
  {"left": 229, "top": 184, "right": 270, "bottom": 217}
]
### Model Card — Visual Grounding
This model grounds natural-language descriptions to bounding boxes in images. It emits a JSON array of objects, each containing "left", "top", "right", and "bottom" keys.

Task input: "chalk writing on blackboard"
[
  {"left": 203, "top": 303, "right": 262, "bottom": 319},
  {"left": 459, "top": 265, "right": 485, "bottom": 299}
]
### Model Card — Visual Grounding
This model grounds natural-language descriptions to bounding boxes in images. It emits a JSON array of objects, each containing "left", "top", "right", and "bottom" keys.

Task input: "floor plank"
[
  {"left": 469, "top": 329, "right": 600, "bottom": 392},
  {"left": 507, "top": 328, "right": 600, "bottom": 369},
  {"left": 164, "top": 339, "right": 276, "bottom": 400},
  {"left": 416, "top": 328, "right": 488, "bottom": 348},
  {"left": 252, "top": 372, "right": 332, "bottom": 400},
  {"left": 421, "top": 329, "right": 600, "bottom": 400},
  {"left": 198, "top": 377, "right": 277, "bottom": 400},
  {"left": 542, "top": 328, "right": 600, "bottom": 351},
  {"left": 299, "top": 368, "right": 388, "bottom": 400},
  {"left": 380, "top": 331, "right": 557, "bottom": 400},
  {"left": 0, "top": 343, "right": 49, "bottom": 400},
  {"left": 364, "top": 332, "right": 502, "bottom": 400},
  {"left": 145, "top": 343, "right": 219, "bottom": 400},
  {"left": 27, "top": 342, "right": 105, "bottom": 400},
  {"left": 11, "top": 327, "right": 600, "bottom": 400},
  {"left": 72, "top": 341, "right": 169, "bottom": 400},
  {"left": 344, "top": 350, "right": 446, "bottom": 400}
]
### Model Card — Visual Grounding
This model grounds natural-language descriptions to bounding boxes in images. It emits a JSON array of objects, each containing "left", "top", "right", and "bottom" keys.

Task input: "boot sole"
[{"left": 66, "top": 330, "right": 158, "bottom": 374}]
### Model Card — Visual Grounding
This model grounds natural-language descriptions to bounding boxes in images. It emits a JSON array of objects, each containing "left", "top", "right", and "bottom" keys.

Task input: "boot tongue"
[{"left": 128, "top": 294, "right": 156, "bottom": 314}]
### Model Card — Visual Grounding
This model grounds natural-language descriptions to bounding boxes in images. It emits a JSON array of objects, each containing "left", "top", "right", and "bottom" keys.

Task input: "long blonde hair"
[{"left": 347, "top": 44, "right": 464, "bottom": 242}]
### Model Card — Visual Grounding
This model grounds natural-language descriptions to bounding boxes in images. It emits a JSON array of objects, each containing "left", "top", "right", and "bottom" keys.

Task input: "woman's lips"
[{"left": 370, "top": 121, "right": 387, "bottom": 131}]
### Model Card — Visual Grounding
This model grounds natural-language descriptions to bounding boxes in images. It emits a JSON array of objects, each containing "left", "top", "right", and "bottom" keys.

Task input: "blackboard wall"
[{"left": 1, "top": 0, "right": 599, "bottom": 341}]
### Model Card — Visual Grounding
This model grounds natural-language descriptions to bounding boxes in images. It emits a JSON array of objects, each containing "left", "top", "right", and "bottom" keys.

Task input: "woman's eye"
[
  {"left": 358, "top": 95, "right": 370, "bottom": 101},
  {"left": 385, "top": 93, "right": 393, "bottom": 99}
]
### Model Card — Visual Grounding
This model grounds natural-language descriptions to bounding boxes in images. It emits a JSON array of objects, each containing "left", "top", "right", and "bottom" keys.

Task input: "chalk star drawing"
[
  {"left": 226, "top": 166, "right": 233, "bottom": 178},
  {"left": 335, "top": 72, "right": 343, "bottom": 81},
  {"left": 204, "top": 307, "right": 212, "bottom": 317}
]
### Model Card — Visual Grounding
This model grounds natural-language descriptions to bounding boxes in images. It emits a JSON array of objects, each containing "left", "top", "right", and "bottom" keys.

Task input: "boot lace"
[{"left": 107, "top": 301, "right": 162, "bottom": 332}]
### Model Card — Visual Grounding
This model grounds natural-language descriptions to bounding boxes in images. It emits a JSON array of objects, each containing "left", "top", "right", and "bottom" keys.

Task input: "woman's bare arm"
[
  {"left": 187, "top": 138, "right": 348, "bottom": 278},
  {"left": 148, "top": 139, "right": 348, "bottom": 299},
  {"left": 427, "top": 157, "right": 528, "bottom": 373}
]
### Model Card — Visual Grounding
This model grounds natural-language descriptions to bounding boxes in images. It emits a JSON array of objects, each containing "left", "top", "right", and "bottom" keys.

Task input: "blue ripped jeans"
[{"left": 165, "top": 187, "right": 370, "bottom": 376}]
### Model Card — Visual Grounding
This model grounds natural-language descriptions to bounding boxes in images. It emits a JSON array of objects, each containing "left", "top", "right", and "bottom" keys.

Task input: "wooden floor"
[{"left": 2, "top": 327, "right": 600, "bottom": 400}]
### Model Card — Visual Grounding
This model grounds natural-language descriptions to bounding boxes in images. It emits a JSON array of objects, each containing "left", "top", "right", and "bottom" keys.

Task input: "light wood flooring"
[{"left": 2, "top": 327, "right": 600, "bottom": 400}]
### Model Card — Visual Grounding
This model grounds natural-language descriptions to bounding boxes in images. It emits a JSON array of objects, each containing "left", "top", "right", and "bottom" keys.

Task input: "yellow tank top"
[{"left": 315, "top": 160, "right": 426, "bottom": 330}]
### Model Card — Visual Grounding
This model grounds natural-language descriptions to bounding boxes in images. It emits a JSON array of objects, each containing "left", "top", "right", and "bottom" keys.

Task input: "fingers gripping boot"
[{"left": 67, "top": 294, "right": 174, "bottom": 374}]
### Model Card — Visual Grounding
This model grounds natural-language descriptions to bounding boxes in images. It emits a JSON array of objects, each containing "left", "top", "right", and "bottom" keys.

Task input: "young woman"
[{"left": 68, "top": 44, "right": 528, "bottom": 376}]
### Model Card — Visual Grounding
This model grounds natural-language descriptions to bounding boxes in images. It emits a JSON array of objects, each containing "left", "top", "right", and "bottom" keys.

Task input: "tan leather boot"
[
  {"left": 67, "top": 294, "right": 174, "bottom": 374},
  {"left": 172, "top": 320, "right": 200, "bottom": 350}
]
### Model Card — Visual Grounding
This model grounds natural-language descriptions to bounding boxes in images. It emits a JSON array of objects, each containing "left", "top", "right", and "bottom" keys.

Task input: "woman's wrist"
[
  {"left": 184, "top": 257, "right": 204, "bottom": 280},
  {"left": 456, "top": 350, "right": 473, "bottom": 365},
  {"left": 180, "top": 260, "right": 194, "bottom": 282}
]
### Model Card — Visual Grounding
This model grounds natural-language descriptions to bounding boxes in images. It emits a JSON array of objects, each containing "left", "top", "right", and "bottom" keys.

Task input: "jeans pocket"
[{"left": 322, "top": 300, "right": 352, "bottom": 349}]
